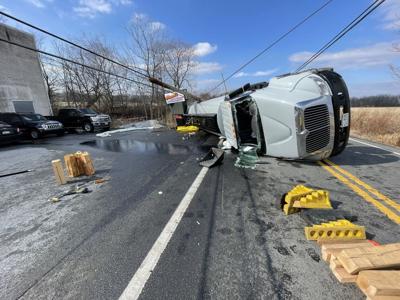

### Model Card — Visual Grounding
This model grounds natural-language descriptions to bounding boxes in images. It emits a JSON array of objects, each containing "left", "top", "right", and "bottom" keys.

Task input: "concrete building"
[{"left": 0, "top": 23, "right": 52, "bottom": 115}]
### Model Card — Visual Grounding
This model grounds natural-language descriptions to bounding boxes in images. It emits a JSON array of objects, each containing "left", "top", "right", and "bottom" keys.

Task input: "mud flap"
[{"left": 199, "top": 147, "right": 224, "bottom": 168}]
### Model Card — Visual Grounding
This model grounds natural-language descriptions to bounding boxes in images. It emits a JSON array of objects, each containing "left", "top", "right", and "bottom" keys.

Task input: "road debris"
[
  {"left": 49, "top": 185, "right": 91, "bottom": 203},
  {"left": 158, "top": 191, "right": 163, "bottom": 195},
  {"left": 0, "top": 169, "right": 33, "bottom": 178},
  {"left": 94, "top": 178, "right": 107, "bottom": 184},
  {"left": 234, "top": 145, "right": 259, "bottom": 169},
  {"left": 199, "top": 147, "right": 224, "bottom": 168}
]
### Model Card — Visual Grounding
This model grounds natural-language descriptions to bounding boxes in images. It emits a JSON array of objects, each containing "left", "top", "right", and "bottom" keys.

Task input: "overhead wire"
[
  {"left": 207, "top": 0, "right": 334, "bottom": 94},
  {"left": 0, "top": 10, "right": 150, "bottom": 79},
  {"left": 295, "top": 0, "right": 386, "bottom": 72},
  {"left": 0, "top": 37, "right": 154, "bottom": 89}
]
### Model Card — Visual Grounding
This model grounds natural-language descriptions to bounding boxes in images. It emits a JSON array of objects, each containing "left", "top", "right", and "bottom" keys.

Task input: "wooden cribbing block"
[
  {"left": 367, "top": 296, "right": 400, "bottom": 300},
  {"left": 331, "top": 264, "right": 358, "bottom": 283},
  {"left": 330, "top": 257, "right": 342, "bottom": 270},
  {"left": 318, "top": 238, "right": 368, "bottom": 246},
  {"left": 51, "top": 159, "right": 66, "bottom": 185},
  {"left": 329, "top": 254, "right": 358, "bottom": 283},
  {"left": 64, "top": 154, "right": 82, "bottom": 177},
  {"left": 357, "top": 270, "right": 400, "bottom": 298},
  {"left": 338, "top": 243, "right": 400, "bottom": 275},
  {"left": 74, "top": 152, "right": 86, "bottom": 175},
  {"left": 322, "top": 240, "right": 374, "bottom": 262},
  {"left": 79, "top": 152, "right": 95, "bottom": 176}
]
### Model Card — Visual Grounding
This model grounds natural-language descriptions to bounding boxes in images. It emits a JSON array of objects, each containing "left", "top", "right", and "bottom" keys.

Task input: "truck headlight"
[
  {"left": 310, "top": 75, "right": 332, "bottom": 96},
  {"left": 294, "top": 106, "right": 305, "bottom": 132},
  {"left": 90, "top": 117, "right": 99, "bottom": 121}
]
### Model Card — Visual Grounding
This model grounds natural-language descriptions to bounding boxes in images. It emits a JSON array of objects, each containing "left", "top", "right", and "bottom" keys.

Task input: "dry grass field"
[{"left": 351, "top": 107, "right": 400, "bottom": 147}]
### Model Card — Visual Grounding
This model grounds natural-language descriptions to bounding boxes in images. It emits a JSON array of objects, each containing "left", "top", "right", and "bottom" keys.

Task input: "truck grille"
[
  {"left": 45, "top": 124, "right": 61, "bottom": 130},
  {"left": 304, "top": 104, "right": 330, "bottom": 153},
  {"left": 99, "top": 117, "right": 109, "bottom": 122}
]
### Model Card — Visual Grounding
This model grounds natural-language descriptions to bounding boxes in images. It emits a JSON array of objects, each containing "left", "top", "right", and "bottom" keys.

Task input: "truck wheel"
[
  {"left": 83, "top": 122, "right": 94, "bottom": 133},
  {"left": 30, "top": 129, "right": 40, "bottom": 140}
]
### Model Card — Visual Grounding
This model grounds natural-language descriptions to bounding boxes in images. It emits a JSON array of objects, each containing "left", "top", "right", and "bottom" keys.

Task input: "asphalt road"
[{"left": 1, "top": 129, "right": 399, "bottom": 300}]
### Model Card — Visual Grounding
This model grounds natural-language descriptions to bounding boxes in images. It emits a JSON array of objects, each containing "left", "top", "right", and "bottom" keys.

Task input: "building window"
[{"left": 13, "top": 101, "right": 35, "bottom": 114}]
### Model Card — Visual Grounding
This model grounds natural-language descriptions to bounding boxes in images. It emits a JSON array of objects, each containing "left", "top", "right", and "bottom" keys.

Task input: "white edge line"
[
  {"left": 349, "top": 138, "right": 400, "bottom": 156},
  {"left": 119, "top": 167, "right": 209, "bottom": 300}
]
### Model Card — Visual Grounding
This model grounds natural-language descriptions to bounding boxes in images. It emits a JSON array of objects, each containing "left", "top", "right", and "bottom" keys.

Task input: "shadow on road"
[{"left": 331, "top": 145, "right": 399, "bottom": 166}]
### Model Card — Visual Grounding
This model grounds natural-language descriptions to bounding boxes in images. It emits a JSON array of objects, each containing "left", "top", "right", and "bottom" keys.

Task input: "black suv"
[
  {"left": 0, "top": 121, "right": 21, "bottom": 144},
  {"left": 0, "top": 113, "right": 64, "bottom": 139}
]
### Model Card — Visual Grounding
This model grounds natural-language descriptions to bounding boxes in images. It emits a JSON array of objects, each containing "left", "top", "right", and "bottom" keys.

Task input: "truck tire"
[
  {"left": 83, "top": 122, "right": 94, "bottom": 133},
  {"left": 30, "top": 129, "right": 40, "bottom": 140}
]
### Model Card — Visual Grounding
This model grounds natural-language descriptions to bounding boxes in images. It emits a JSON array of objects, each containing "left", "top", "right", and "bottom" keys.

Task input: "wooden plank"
[
  {"left": 318, "top": 238, "right": 367, "bottom": 246},
  {"left": 51, "top": 159, "right": 66, "bottom": 185},
  {"left": 371, "top": 296, "right": 400, "bottom": 299},
  {"left": 330, "top": 257, "right": 343, "bottom": 270},
  {"left": 322, "top": 241, "right": 374, "bottom": 262},
  {"left": 331, "top": 266, "right": 357, "bottom": 283},
  {"left": 338, "top": 243, "right": 400, "bottom": 275},
  {"left": 322, "top": 240, "right": 374, "bottom": 251},
  {"left": 357, "top": 271, "right": 400, "bottom": 297}
]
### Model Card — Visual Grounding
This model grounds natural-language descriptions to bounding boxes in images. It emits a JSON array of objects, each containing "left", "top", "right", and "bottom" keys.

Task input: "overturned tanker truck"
[{"left": 182, "top": 68, "right": 350, "bottom": 161}]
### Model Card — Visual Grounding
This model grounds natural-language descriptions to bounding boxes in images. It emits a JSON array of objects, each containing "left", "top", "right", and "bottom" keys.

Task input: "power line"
[
  {"left": 0, "top": 10, "right": 150, "bottom": 79},
  {"left": 208, "top": 0, "right": 334, "bottom": 94},
  {"left": 0, "top": 37, "right": 154, "bottom": 89},
  {"left": 295, "top": 0, "right": 386, "bottom": 72}
]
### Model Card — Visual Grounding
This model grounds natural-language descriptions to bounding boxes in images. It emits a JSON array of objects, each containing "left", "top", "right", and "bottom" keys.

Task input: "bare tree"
[
  {"left": 163, "top": 41, "right": 195, "bottom": 90},
  {"left": 54, "top": 37, "right": 131, "bottom": 113},
  {"left": 126, "top": 14, "right": 168, "bottom": 119}
]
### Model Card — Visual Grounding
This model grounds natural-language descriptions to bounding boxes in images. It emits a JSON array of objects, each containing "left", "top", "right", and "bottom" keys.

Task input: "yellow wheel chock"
[
  {"left": 304, "top": 219, "right": 366, "bottom": 241},
  {"left": 283, "top": 185, "right": 332, "bottom": 215}
]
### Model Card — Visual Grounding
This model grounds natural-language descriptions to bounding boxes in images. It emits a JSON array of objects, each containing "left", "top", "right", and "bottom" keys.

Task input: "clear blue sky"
[{"left": 0, "top": 0, "right": 399, "bottom": 96}]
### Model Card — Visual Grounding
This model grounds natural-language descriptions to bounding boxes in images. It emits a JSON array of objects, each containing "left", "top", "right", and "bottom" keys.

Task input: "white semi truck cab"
[{"left": 184, "top": 68, "right": 350, "bottom": 160}]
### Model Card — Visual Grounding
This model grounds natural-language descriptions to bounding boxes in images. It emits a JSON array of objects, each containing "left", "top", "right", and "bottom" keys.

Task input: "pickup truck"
[{"left": 48, "top": 108, "right": 111, "bottom": 133}]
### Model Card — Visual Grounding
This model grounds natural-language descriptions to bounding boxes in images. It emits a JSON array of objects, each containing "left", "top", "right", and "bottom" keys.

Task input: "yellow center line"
[
  {"left": 324, "top": 159, "right": 400, "bottom": 212},
  {"left": 317, "top": 161, "right": 400, "bottom": 224}
]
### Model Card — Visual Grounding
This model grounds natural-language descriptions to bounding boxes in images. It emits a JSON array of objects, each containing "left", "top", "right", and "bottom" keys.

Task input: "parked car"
[
  {"left": 0, "top": 121, "right": 21, "bottom": 144},
  {"left": 0, "top": 113, "right": 64, "bottom": 139},
  {"left": 48, "top": 108, "right": 111, "bottom": 133}
]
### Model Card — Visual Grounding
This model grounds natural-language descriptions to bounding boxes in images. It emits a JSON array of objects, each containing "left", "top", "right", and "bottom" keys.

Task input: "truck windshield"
[
  {"left": 79, "top": 108, "right": 97, "bottom": 114},
  {"left": 21, "top": 114, "right": 47, "bottom": 121}
]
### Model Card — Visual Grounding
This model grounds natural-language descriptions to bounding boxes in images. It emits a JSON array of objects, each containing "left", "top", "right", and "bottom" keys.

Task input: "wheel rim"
[
  {"left": 31, "top": 131, "right": 38, "bottom": 139},
  {"left": 84, "top": 124, "right": 91, "bottom": 132}
]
